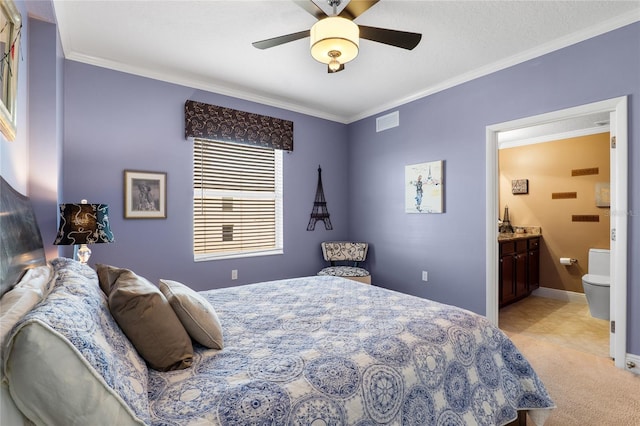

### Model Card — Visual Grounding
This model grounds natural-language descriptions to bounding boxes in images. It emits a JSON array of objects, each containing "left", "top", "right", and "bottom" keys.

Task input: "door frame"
[{"left": 485, "top": 96, "right": 628, "bottom": 369}]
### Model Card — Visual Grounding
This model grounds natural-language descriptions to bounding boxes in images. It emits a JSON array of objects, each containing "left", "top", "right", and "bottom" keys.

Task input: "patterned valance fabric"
[{"left": 185, "top": 100, "right": 293, "bottom": 151}]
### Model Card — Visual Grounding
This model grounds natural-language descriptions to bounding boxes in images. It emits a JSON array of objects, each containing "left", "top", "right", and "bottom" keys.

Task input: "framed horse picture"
[{"left": 124, "top": 170, "right": 167, "bottom": 219}]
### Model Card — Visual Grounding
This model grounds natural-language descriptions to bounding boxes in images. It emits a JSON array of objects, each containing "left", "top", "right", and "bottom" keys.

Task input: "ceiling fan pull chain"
[{"left": 328, "top": 0, "right": 341, "bottom": 16}]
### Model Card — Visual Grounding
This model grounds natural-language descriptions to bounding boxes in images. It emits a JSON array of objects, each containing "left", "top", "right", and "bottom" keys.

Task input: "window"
[{"left": 193, "top": 139, "right": 283, "bottom": 261}]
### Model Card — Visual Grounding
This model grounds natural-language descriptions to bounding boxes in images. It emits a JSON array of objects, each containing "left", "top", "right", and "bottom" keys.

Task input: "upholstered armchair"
[{"left": 317, "top": 241, "right": 371, "bottom": 284}]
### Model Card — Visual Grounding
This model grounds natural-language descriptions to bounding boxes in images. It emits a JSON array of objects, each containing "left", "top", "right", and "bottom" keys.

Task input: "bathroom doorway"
[
  {"left": 497, "top": 123, "right": 611, "bottom": 359},
  {"left": 485, "top": 97, "right": 628, "bottom": 369}
]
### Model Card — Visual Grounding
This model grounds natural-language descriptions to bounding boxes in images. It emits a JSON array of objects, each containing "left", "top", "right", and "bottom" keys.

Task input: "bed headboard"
[{"left": 0, "top": 176, "right": 46, "bottom": 297}]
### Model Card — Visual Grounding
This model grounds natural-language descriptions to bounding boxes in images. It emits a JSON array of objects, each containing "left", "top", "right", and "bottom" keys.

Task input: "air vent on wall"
[{"left": 376, "top": 111, "right": 399, "bottom": 132}]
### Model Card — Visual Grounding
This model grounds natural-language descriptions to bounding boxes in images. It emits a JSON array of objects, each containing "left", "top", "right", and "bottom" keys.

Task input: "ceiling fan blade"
[
  {"left": 292, "top": 0, "right": 327, "bottom": 19},
  {"left": 328, "top": 63, "right": 345, "bottom": 73},
  {"left": 359, "top": 25, "right": 422, "bottom": 50},
  {"left": 252, "top": 30, "right": 310, "bottom": 50},
  {"left": 339, "top": 0, "right": 379, "bottom": 20}
]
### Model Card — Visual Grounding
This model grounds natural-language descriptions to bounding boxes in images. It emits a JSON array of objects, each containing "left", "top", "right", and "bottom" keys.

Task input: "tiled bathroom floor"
[{"left": 499, "top": 295, "right": 611, "bottom": 358}]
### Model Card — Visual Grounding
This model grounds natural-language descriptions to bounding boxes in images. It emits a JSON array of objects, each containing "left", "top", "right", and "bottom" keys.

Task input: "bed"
[{"left": 0, "top": 176, "right": 554, "bottom": 425}]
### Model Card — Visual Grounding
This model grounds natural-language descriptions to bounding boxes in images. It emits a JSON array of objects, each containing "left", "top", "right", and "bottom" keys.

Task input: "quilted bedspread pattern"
[{"left": 147, "top": 276, "right": 554, "bottom": 425}]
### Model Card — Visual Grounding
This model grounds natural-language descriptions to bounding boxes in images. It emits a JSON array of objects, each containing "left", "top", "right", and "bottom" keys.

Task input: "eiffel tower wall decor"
[
  {"left": 307, "top": 165, "right": 333, "bottom": 231},
  {"left": 405, "top": 160, "right": 444, "bottom": 214}
]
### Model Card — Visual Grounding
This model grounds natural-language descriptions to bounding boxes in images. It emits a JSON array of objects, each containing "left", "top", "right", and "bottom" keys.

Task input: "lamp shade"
[
  {"left": 310, "top": 16, "right": 359, "bottom": 65},
  {"left": 54, "top": 203, "right": 114, "bottom": 245}
]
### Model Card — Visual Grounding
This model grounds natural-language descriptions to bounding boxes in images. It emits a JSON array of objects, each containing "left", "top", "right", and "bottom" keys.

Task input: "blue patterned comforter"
[{"left": 148, "top": 276, "right": 554, "bottom": 425}]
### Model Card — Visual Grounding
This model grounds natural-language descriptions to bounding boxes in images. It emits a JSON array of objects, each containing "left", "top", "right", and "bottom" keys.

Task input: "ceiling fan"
[{"left": 252, "top": 0, "right": 422, "bottom": 73}]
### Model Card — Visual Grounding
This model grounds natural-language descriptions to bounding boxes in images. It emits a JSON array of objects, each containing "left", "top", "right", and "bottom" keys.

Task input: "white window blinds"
[{"left": 193, "top": 139, "right": 283, "bottom": 261}]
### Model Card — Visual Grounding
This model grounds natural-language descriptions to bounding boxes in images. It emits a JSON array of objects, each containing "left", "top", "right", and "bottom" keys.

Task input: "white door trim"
[{"left": 485, "top": 96, "right": 628, "bottom": 369}]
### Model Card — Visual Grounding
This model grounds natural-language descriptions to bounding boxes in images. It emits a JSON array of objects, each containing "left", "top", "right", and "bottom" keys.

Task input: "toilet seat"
[{"left": 582, "top": 274, "right": 610, "bottom": 287}]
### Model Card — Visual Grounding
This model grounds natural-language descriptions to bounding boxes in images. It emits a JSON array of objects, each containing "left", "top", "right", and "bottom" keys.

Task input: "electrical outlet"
[
  {"left": 231, "top": 269, "right": 238, "bottom": 280},
  {"left": 422, "top": 271, "right": 428, "bottom": 282}
]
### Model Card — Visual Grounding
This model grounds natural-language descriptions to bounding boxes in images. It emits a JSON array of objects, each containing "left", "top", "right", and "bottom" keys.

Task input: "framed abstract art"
[{"left": 405, "top": 160, "right": 444, "bottom": 214}]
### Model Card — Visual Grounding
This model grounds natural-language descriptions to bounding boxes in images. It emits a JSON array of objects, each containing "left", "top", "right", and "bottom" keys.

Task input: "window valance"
[{"left": 185, "top": 100, "right": 293, "bottom": 151}]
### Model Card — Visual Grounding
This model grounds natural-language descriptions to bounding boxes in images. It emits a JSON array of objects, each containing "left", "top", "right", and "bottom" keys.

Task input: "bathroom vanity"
[{"left": 499, "top": 234, "right": 540, "bottom": 307}]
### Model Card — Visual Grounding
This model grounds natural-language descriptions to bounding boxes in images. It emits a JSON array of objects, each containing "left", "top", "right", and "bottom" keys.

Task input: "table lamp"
[{"left": 54, "top": 200, "right": 114, "bottom": 263}]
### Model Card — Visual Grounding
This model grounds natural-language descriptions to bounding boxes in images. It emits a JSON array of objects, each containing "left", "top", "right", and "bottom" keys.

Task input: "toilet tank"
[{"left": 588, "top": 248, "right": 610, "bottom": 276}]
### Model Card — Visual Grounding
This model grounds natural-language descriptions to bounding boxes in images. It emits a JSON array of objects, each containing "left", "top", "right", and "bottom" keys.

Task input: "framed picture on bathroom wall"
[
  {"left": 512, "top": 179, "right": 529, "bottom": 194},
  {"left": 595, "top": 182, "right": 610, "bottom": 207},
  {"left": 405, "top": 160, "right": 444, "bottom": 214}
]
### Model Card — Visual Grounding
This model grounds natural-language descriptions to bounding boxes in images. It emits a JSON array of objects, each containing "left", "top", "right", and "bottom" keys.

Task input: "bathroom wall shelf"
[
  {"left": 552, "top": 192, "right": 577, "bottom": 199},
  {"left": 571, "top": 167, "right": 599, "bottom": 176},
  {"left": 572, "top": 215, "right": 599, "bottom": 222}
]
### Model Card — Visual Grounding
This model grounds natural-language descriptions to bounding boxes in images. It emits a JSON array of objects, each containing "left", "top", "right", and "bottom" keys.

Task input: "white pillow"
[
  {"left": 13, "top": 264, "right": 54, "bottom": 296},
  {"left": 1, "top": 265, "right": 55, "bottom": 424},
  {"left": 6, "top": 322, "right": 146, "bottom": 426},
  {"left": 4, "top": 258, "right": 150, "bottom": 425},
  {"left": 0, "top": 288, "right": 41, "bottom": 353},
  {"left": 159, "top": 279, "right": 224, "bottom": 349},
  {"left": 0, "top": 265, "right": 54, "bottom": 358}
]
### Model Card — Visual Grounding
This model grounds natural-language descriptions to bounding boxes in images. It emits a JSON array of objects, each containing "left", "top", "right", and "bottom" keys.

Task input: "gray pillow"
[
  {"left": 97, "top": 262, "right": 120, "bottom": 295},
  {"left": 159, "top": 279, "right": 224, "bottom": 349},
  {"left": 96, "top": 264, "right": 193, "bottom": 371}
]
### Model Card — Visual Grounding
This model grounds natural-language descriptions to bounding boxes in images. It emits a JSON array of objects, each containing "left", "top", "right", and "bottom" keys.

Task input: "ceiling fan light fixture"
[
  {"left": 328, "top": 51, "right": 342, "bottom": 71},
  {"left": 310, "top": 16, "right": 359, "bottom": 66}
]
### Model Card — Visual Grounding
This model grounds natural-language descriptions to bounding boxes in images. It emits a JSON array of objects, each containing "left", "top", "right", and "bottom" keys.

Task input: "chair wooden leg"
[{"left": 345, "top": 275, "right": 371, "bottom": 284}]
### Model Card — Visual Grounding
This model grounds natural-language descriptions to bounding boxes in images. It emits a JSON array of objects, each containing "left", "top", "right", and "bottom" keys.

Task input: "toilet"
[{"left": 582, "top": 248, "right": 610, "bottom": 320}]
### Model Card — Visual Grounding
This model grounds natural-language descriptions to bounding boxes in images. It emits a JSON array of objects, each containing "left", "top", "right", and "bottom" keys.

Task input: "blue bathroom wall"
[{"left": 347, "top": 23, "right": 640, "bottom": 355}]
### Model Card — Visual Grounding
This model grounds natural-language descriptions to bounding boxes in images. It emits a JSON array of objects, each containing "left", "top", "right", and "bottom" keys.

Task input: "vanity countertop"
[{"left": 498, "top": 233, "right": 541, "bottom": 242}]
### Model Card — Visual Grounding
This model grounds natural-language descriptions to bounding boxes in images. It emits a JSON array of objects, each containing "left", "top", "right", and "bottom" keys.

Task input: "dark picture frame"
[{"left": 124, "top": 170, "right": 167, "bottom": 219}]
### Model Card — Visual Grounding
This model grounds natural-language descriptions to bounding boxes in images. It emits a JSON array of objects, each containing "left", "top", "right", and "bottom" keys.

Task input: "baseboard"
[
  {"left": 625, "top": 353, "right": 640, "bottom": 375},
  {"left": 532, "top": 287, "right": 587, "bottom": 304}
]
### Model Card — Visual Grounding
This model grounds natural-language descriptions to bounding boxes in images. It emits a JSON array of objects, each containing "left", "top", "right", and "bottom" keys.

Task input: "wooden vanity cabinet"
[
  {"left": 527, "top": 238, "right": 540, "bottom": 291},
  {"left": 499, "top": 245, "right": 516, "bottom": 305},
  {"left": 499, "top": 237, "right": 540, "bottom": 308}
]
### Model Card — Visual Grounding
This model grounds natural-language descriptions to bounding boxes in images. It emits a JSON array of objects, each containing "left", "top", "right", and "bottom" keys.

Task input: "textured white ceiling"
[{"left": 50, "top": 1, "right": 640, "bottom": 123}]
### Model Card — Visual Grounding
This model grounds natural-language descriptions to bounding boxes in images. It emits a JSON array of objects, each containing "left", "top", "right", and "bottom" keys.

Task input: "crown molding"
[
  {"left": 59, "top": 9, "right": 639, "bottom": 125},
  {"left": 347, "top": 10, "right": 640, "bottom": 123}
]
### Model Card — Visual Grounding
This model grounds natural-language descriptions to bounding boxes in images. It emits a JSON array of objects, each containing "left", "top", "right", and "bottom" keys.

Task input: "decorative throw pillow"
[
  {"left": 159, "top": 279, "right": 224, "bottom": 349},
  {"left": 96, "top": 262, "right": 122, "bottom": 295},
  {"left": 96, "top": 264, "right": 193, "bottom": 371}
]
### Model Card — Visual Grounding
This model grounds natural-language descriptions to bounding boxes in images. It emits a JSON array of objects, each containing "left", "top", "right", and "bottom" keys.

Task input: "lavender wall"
[
  {"left": 34, "top": 17, "right": 639, "bottom": 356},
  {"left": 28, "top": 18, "right": 63, "bottom": 261},
  {"left": 347, "top": 23, "right": 639, "bottom": 355},
  {"left": 61, "top": 61, "right": 349, "bottom": 290}
]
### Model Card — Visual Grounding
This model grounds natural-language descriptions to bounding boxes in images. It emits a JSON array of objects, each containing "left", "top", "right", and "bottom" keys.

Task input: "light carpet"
[{"left": 506, "top": 332, "right": 640, "bottom": 426}]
